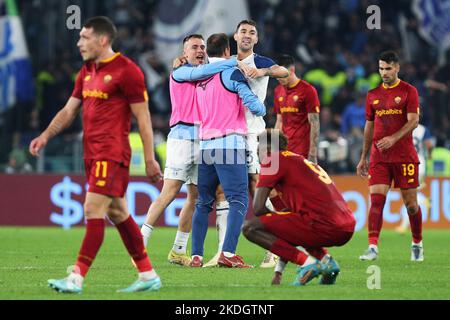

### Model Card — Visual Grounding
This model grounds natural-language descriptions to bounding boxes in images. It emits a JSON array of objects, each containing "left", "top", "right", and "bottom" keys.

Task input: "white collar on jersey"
[{"left": 208, "top": 57, "right": 226, "bottom": 63}]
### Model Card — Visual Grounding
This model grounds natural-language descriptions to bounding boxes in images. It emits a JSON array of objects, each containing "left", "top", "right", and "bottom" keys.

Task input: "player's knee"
[
  {"left": 84, "top": 202, "right": 103, "bottom": 219},
  {"left": 242, "top": 220, "right": 253, "bottom": 238},
  {"left": 107, "top": 207, "right": 128, "bottom": 223},
  {"left": 186, "top": 189, "right": 199, "bottom": 205},
  {"left": 242, "top": 219, "right": 259, "bottom": 239},
  {"left": 407, "top": 204, "right": 419, "bottom": 215}
]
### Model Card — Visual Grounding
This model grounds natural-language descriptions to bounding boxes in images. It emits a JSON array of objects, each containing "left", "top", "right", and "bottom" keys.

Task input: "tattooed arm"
[{"left": 307, "top": 113, "right": 320, "bottom": 163}]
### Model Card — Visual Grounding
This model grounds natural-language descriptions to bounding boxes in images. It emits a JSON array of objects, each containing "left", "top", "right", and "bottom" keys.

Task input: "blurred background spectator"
[{"left": 1, "top": 0, "right": 449, "bottom": 175}]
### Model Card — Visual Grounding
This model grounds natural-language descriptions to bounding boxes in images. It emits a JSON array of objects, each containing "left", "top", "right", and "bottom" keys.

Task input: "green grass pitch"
[{"left": 0, "top": 227, "right": 449, "bottom": 300}]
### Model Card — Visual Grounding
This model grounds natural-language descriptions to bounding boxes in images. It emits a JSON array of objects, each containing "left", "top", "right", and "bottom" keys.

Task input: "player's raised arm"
[
  {"left": 229, "top": 70, "right": 265, "bottom": 116},
  {"left": 130, "top": 102, "right": 162, "bottom": 183},
  {"left": 247, "top": 64, "right": 289, "bottom": 79},
  {"left": 253, "top": 187, "right": 273, "bottom": 216},
  {"left": 29, "top": 97, "right": 82, "bottom": 157},
  {"left": 172, "top": 57, "right": 238, "bottom": 82}
]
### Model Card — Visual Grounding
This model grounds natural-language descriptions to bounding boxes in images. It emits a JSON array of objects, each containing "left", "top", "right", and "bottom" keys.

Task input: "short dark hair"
[
  {"left": 276, "top": 54, "right": 295, "bottom": 68},
  {"left": 236, "top": 19, "right": 257, "bottom": 33},
  {"left": 379, "top": 50, "right": 399, "bottom": 64},
  {"left": 206, "top": 33, "right": 229, "bottom": 57},
  {"left": 259, "top": 129, "right": 289, "bottom": 152},
  {"left": 183, "top": 34, "right": 204, "bottom": 45},
  {"left": 83, "top": 16, "right": 117, "bottom": 44}
]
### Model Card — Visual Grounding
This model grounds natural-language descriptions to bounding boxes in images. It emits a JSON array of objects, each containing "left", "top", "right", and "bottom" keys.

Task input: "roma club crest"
[
  {"left": 394, "top": 96, "right": 402, "bottom": 104},
  {"left": 104, "top": 74, "right": 112, "bottom": 84}
]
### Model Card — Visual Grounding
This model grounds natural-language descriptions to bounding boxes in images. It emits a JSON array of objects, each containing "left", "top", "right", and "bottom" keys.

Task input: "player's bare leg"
[
  {"left": 400, "top": 188, "right": 424, "bottom": 261},
  {"left": 243, "top": 218, "right": 322, "bottom": 286},
  {"left": 360, "top": 184, "right": 389, "bottom": 261},
  {"left": 141, "top": 179, "right": 184, "bottom": 246},
  {"left": 255, "top": 183, "right": 279, "bottom": 268},
  {"left": 204, "top": 186, "right": 227, "bottom": 267},
  {"left": 48, "top": 192, "right": 110, "bottom": 293},
  {"left": 167, "top": 184, "right": 198, "bottom": 266}
]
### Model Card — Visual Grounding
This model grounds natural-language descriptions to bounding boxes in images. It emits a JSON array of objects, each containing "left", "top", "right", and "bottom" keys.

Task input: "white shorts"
[
  {"left": 418, "top": 155, "right": 426, "bottom": 186},
  {"left": 246, "top": 133, "right": 260, "bottom": 174},
  {"left": 164, "top": 138, "right": 199, "bottom": 185}
]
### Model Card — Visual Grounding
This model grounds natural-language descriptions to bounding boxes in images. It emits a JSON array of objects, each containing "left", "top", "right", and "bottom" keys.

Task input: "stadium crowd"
[{"left": 1, "top": 0, "right": 449, "bottom": 174}]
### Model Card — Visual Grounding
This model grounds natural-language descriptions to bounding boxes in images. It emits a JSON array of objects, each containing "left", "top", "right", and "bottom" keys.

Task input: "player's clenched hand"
[
  {"left": 238, "top": 61, "right": 258, "bottom": 78},
  {"left": 29, "top": 135, "right": 48, "bottom": 157},
  {"left": 356, "top": 158, "right": 368, "bottom": 178},
  {"left": 146, "top": 159, "right": 163, "bottom": 183},
  {"left": 376, "top": 136, "right": 396, "bottom": 151},
  {"left": 173, "top": 56, "right": 187, "bottom": 69}
]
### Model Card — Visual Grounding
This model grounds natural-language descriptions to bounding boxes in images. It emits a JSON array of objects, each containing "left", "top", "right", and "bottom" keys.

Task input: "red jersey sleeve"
[
  {"left": 305, "top": 85, "right": 320, "bottom": 113},
  {"left": 71, "top": 69, "right": 84, "bottom": 99},
  {"left": 406, "top": 85, "right": 420, "bottom": 114},
  {"left": 257, "top": 154, "right": 285, "bottom": 188},
  {"left": 273, "top": 85, "right": 283, "bottom": 114},
  {"left": 120, "top": 64, "right": 149, "bottom": 104},
  {"left": 365, "top": 92, "right": 375, "bottom": 121}
]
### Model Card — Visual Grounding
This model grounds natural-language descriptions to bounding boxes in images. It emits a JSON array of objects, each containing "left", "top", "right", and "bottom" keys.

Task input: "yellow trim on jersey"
[
  {"left": 100, "top": 52, "right": 121, "bottom": 63},
  {"left": 382, "top": 79, "right": 400, "bottom": 89},
  {"left": 289, "top": 79, "right": 301, "bottom": 89}
]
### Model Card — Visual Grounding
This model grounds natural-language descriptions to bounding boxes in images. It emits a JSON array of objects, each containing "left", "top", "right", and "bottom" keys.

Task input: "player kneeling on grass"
[{"left": 243, "top": 129, "right": 356, "bottom": 286}]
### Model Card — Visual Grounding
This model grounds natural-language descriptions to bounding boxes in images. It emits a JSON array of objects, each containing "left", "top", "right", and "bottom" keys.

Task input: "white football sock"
[
  {"left": 141, "top": 223, "right": 154, "bottom": 247},
  {"left": 172, "top": 231, "right": 190, "bottom": 254},
  {"left": 67, "top": 272, "right": 84, "bottom": 288},
  {"left": 275, "top": 259, "right": 287, "bottom": 273},
  {"left": 265, "top": 198, "right": 275, "bottom": 211},
  {"left": 302, "top": 256, "right": 317, "bottom": 267},
  {"left": 223, "top": 251, "right": 234, "bottom": 258},
  {"left": 139, "top": 269, "right": 158, "bottom": 281},
  {"left": 216, "top": 201, "right": 229, "bottom": 251}
]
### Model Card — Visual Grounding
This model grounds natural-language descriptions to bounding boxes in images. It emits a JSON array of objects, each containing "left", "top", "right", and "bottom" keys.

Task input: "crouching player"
[{"left": 243, "top": 129, "right": 355, "bottom": 286}]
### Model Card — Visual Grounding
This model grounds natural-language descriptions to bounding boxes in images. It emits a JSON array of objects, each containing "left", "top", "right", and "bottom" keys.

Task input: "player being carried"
[
  {"left": 357, "top": 51, "right": 424, "bottom": 261},
  {"left": 29, "top": 16, "right": 163, "bottom": 293},
  {"left": 243, "top": 129, "right": 355, "bottom": 285}
]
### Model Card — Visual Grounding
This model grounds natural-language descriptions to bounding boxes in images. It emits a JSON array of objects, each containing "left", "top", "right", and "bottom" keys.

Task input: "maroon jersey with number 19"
[
  {"left": 71, "top": 52, "right": 149, "bottom": 166},
  {"left": 366, "top": 79, "right": 419, "bottom": 164},
  {"left": 257, "top": 151, "right": 355, "bottom": 232}
]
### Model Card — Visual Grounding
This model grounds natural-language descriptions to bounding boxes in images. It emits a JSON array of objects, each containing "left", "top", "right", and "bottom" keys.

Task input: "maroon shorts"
[
  {"left": 259, "top": 211, "right": 354, "bottom": 249},
  {"left": 84, "top": 159, "right": 129, "bottom": 197},
  {"left": 368, "top": 162, "right": 419, "bottom": 189}
]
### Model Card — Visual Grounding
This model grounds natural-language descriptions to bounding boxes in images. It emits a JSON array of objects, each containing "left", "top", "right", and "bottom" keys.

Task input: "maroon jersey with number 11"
[{"left": 71, "top": 53, "right": 149, "bottom": 166}]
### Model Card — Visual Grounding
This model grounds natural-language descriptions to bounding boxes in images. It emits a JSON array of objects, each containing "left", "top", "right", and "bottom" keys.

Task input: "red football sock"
[
  {"left": 368, "top": 194, "right": 386, "bottom": 246},
  {"left": 75, "top": 218, "right": 105, "bottom": 277},
  {"left": 409, "top": 207, "right": 423, "bottom": 244},
  {"left": 270, "top": 239, "right": 308, "bottom": 265},
  {"left": 269, "top": 195, "right": 287, "bottom": 212},
  {"left": 305, "top": 247, "right": 328, "bottom": 260},
  {"left": 116, "top": 216, "right": 153, "bottom": 272}
]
